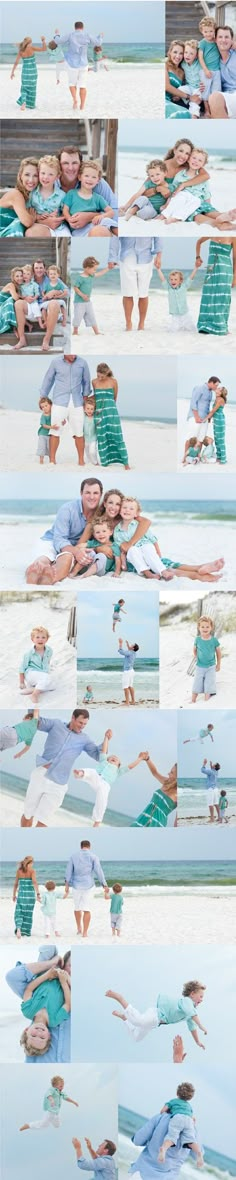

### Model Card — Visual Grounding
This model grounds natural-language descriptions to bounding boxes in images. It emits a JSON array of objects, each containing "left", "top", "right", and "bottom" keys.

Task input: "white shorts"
[
  {"left": 23, "top": 764, "right": 67, "bottom": 824},
  {"left": 73, "top": 886, "right": 94, "bottom": 911},
  {"left": 122, "top": 669, "right": 134, "bottom": 689},
  {"left": 50, "top": 398, "right": 84, "bottom": 438},
  {"left": 80, "top": 767, "right": 110, "bottom": 823},
  {"left": 161, "top": 191, "right": 200, "bottom": 221},
  {"left": 66, "top": 64, "right": 88, "bottom": 86},
  {"left": 224, "top": 90, "right": 236, "bottom": 118},
  {"left": 207, "top": 787, "right": 219, "bottom": 806},
  {"left": 25, "top": 302, "right": 41, "bottom": 321},
  {"left": 24, "top": 670, "right": 54, "bottom": 692},
  {"left": 120, "top": 254, "right": 153, "bottom": 298},
  {"left": 125, "top": 1003, "right": 158, "bottom": 1041},
  {"left": 168, "top": 313, "right": 195, "bottom": 332}
]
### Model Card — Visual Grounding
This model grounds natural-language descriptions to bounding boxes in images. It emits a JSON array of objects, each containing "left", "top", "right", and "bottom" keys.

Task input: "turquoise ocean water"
[
  {"left": 0, "top": 42, "right": 164, "bottom": 65},
  {"left": 119, "top": 1109, "right": 236, "bottom": 1178},
  {"left": 1, "top": 858, "right": 236, "bottom": 892}
]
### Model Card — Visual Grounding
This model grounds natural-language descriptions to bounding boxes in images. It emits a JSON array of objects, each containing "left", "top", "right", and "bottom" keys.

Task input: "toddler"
[
  {"left": 218, "top": 789, "right": 228, "bottom": 823},
  {"left": 158, "top": 267, "right": 197, "bottom": 332},
  {"left": 105, "top": 979, "right": 207, "bottom": 1047},
  {"left": 20, "top": 1074, "right": 78, "bottom": 1132},
  {"left": 20, "top": 960, "right": 71, "bottom": 1057},
  {"left": 112, "top": 599, "right": 126, "bottom": 631},
  {"left": 19, "top": 626, "right": 53, "bottom": 701},
  {"left": 37, "top": 396, "right": 52, "bottom": 464},
  {"left": 40, "top": 880, "right": 61, "bottom": 937},
  {"left": 73, "top": 729, "right": 146, "bottom": 825},
  {"left": 20, "top": 263, "right": 41, "bottom": 324},
  {"left": 25, "top": 155, "right": 65, "bottom": 235},
  {"left": 113, "top": 497, "right": 175, "bottom": 580},
  {"left": 158, "top": 1083, "right": 204, "bottom": 1167},
  {"left": 119, "top": 159, "right": 171, "bottom": 221},
  {"left": 83, "top": 685, "right": 94, "bottom": 703},
  {"left": 183, "top": 435, "right": 214, "bottom": 464},
  {"left": 63, "top": 161, "right": 114, "bottom": 230},
  {"left": 159, "top": 150, "right": 214, "bottom": 224},
  {"left": 192, "top": 616, "right": 221, "bottom": 702},
  {"left": 184, "top": 724, "right": 214, "bottom": 745},
  {"left": 198, "top": 17, "right": 221, "bottom": 113},
  {"left": 110, "top": 883, "right": 123, "bottom": 937},
  {"left": 40, "top": 263, "right": 68, "bottom": 327},
  {"left": 83, "top": 397, "right": 98, "bottom": 464},
  {"left": 73, "top": 255, "right": 110, "bottom": 334},
  {"left": 91, "top": 45, "right": 109, "bottom": 72},
  {"left": 70, "top": 516, "right": 117, "bottom": 579},
  {"left": 0, "top": 708, "right": 38, "bottom": 755}
]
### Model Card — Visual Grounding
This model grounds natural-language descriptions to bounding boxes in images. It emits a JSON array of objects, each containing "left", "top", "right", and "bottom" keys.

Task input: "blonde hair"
[
  {"left": 80, "top": 160, "right": 101, "bottom": 178},
  {"left": 31, "top": 626, "right": 50, "bottom": 641},
  {"left": 11, "top": 267, "right": 23, "bottom": 283},
  {"left": 84, "top": 396, "right": 96, "bottom": 411},
  {"left": 38, "top": 155, "right": 60, "bottom": 176},
  {"left": 184, "top": 39, "right": 198, "bottom": 51},
  {"left": 183, "top": 981, "right": 206, "bottom": 997},
  {"left": 20, "top": 1029, "right": 51, "bottom": 1056},
  {"left": 147, "top": 159, "right": 167, "bottom": 175},
  {"left": 219, "top": 385, "right": 228, "bottom": 402},
  {"left": 199, "top": 17, "right": 216, "bottom": 31},
  {"left": 190, "top": 147, "right": 208, "bottom": 163},
  {"left": 90, "top": 157, "right": 103, "bottom": 178},
  {"left": 197, "top": 615, "right": 214, "bottom": 634},
  {"left": 167, "top": 40, "right": 184, "bottom": 66},
  {"left": 48, "top": 264, "right": 60, "bottom": 276},
  {"left": 97, "top": 363, "right": 114, "bottom": 378},
  {"left": 169, "top": 270, "right": 184, "bottom": 283},
  {"left": 120, "top": 496, "right": 141, "bottom": 514},
  {"left": 51, "top": 1076, "right": 64, "bottom": 1088},
  {"left": 19, "top": 856, "right": 34, "bottom": 872},
  {"left": 92, "top": 514, "right": 112, "bottom": 532},
  {"left": 19, "top": 37, "right": 32, "bottom": 52},
  {"left": 16, "top": 157, "right": 39, "bottom": 200}
]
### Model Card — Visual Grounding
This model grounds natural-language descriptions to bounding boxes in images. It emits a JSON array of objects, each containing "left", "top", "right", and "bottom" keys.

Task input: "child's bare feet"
[
  {"left": 20, "top": 1124, "right": 29, "bottom": 1131},
  {"left": 12, "top": 336, "right": 26, "bottom": 351}
]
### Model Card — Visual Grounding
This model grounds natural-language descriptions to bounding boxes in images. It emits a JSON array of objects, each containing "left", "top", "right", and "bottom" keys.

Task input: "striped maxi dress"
[
  {"left": 197, "top": 241, "right": 233, "bottom": 335},
  {"left": 94, "top": 387, "right": 129, "bottom": 466},
  {"left": 132, "top": 789, "right": 177, "bottom": 827},
  {"left": 14, "top": 877, "right": 36, "bottom": 936},
  {"left": 0, "top": 292, "right": 17, "bottom": 333},
  {"left": 17, "top": 55, "right": 38, "bottom": 109},
  {"left": 165, "top": 69, "right": 191, "bottom": 119},
  {"left": 213, "top": 405, "right": 226, "bottom": 463}
]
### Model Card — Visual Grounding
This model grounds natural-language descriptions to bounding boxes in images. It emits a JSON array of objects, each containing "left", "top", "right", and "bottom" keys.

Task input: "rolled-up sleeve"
[
  {"left": 82, "top": 736, "right": 102, "bottom": 762},
  {"left": 82, "top": 360, "right": 92, "bottom": 398},
  {"left": 53, "top": 505, "right": 73, "bottom": 552},
  {"left": 40, "top": 361, "right": 57, "bottom": 399}
]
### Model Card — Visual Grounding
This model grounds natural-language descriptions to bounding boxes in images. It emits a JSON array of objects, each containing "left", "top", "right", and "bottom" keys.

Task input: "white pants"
[
  {"left": 43, "top": 914, "right": 56, "bottom": 936},
  {"left": 23, "top": 765, "right": 67, "bottom": 824},
  {"left": 223, "top": 90, "right": 236, "bottom": 118},
  {"left": 181, "top": 84, "right": 201, "bottom": 118},
  {"left": 24, "top": 670, "right": 54, "bottom": 692},
  {"left": 79, "top": 767, "right": 110, "bottom": 823},
  {"left": 28, "top": 1114, "right": 60, "bottom": 1130},
  {"left": 120, "top": 254, "right": 153, "bottom": 298},
  {"left": 161, "top": 191, "right": 200, "bottom": 221},
  {"left": 207, "top": 787, "right": 219, "bottom": 806},
  {"left": 56, "top": 61, "right": 67, "bottom": 81},
  {"left": 122, "top": 669, "right": 134, "bottom": 689},
  {"left": 84, "top": 439, "right": 99, "bottom": 465},
  {"left": 127, "top": 542, "right": 165, "bottom": 576},
  {"left": 168, "top": 313, "right": 195, "bottom": 332},
  {"left": 125, "top": 1003, "right": 158, "bottom": 1041},
  {"left": 50, "top": 397, "right": 84, "bottom": 438}
]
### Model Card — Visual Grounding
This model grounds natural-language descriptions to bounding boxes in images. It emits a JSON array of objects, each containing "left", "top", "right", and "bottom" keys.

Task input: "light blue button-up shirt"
[
  {"left": 220, "top": 47, "right": 236, "bottom": 91},
  {"left": 77, "top": 1157, "right": 116, "bottom": 1180},
  {"left": 187, "top": 383, "right": 212, "bottom": 421},
  {"left": 201, "top": 765, "right": 219, "bottom": 788},
  {"left": 118, "top": 646, "right": 136, "bottom": 670},
  {"left": 109, "top": 237, "right": 163, "bottom": 264},
  {"left": 36, "top": 715, "right": 102, "bottom": 784},
  {"left": 20, "top": 646, "right": 53, "bottom": 674},
  {"left": 65, "top": 851, "right": 107, "bottom": 889},
  {"left": 130, "top": 1112, "right": 198, "bottom": 1180},
  {"left": 43, "top": 497, "right": 88, "bottom": 552},
  {"left": 54, "top": 30, "right": 102, "bottom": 68},
  {"left": 40, "top": 357, "right": 91, "bottom": 407}
]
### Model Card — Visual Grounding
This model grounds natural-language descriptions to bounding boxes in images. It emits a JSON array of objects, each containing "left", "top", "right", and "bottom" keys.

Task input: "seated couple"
[
  {"left": 0, "top": 259, "right": 68, "bottom": 351},
  {"left": 166, "top": 23, "right": 236, "bottom": 120},
  {"left": 120, "top": 152, "right": 236, "bottom": 230},
  {"left": 25, "top": 478, "right": 225, "bottom": 586},
  {"left": 0, "top": 151, "right": 118, "bottom": 239}
]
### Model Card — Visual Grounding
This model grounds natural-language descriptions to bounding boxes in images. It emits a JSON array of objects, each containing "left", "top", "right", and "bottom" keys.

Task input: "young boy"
[
  {"left": 20, "top": 264, "right": 41, "bottom": 324},
  {"left": 182, "top": 435, "right": 214, "bottom": 464},
  {"left": 184, "top": 724, "right": 214, "bottom": 745},
  {"left": 73, "top": 256, "right": 110, "bottom": 335},
  {"left": 192, "top": 616, "right": 221, "bottom": 702},
  {"left": 198, "top": 17, "right": 221, "bottom": 114},
  {"left": 105, "top": 979, "right": 207, "bottom": 1046},
  {"left": 83, "top": 686, "right": 94, "bottom": 704},
  {"left": 73, "top": 729, "right": 147, "bottom": 825},
  {"left": 120, "top": 159, "right": 170, "bottom": 221},
  {"left": 91, "top": 45, "right": 109, "bottom": 72},
  {"left": 180, "top": 41, "right": 203, "bottom": 118},
  {"left": 112, "top": 599, "right": 126, "bottom": 632},
  {"left": 218, "top": 789, "right": 228, "bottom": 823},
  {"left": 0, "top": 709, "right": 39, "bottom": 755},
  {"left": 40, "top": 264, "right": 68, "bottom": 328},
  {"left": 20, "top": 962, "right": 71, "bottom": 1057},
  {"left": 19, "top": 626, "right": 53, "bottom": 701},
  {"left": 158, "top": 1083, "right": 204, "bottom": 1167},
  {"left": 62, "top": 161, "right": 115, "bottom": 232},
  {"left": 37, "top": 396, "right": 52, "bottom": 464},
  {"left": 83, "top": 397, "right": 98, "bottom": 464},
  {"left": 158, "top": 268, "right": 197, "bottom": 333},
  {"left": 20, "top": 1074, "right": 78, "bottom": 1131},
  {"left": 70, "top": 516, "right": 116, "bottom": 579},
  {"left": 110, "top": 883, "right": 123, "bottom": 937}
]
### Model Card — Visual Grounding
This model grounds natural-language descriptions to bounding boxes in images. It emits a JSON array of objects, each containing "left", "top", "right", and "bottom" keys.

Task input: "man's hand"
[
  {"left": 85, "top": 1139, "right": 92, "bottom": 1149},
  {"left": 203, "top": 758, "right": 207, "bottom": 766},
  {"left": 173, "top": 1035, "right": 187, "bottom": 1062},
  {"left": 73, "top": 545, "right": 94, "bottom": 566},
  {"left": 72, "top": 1138, "right": 82, "bottom": 1154},
  {"left": 138, "top": 750, "right": 150, "bottom": 760},
  {"left": 105, "top": 728, "right": 112, "bottom": 740},
  {"left": 69, "top": 213, "right": 89, "bottom": 228}
]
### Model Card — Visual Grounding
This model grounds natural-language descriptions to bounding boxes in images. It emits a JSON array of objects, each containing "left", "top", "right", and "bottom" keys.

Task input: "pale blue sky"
[
  {"left": 1, "top": 823, "right": 235, "bottom": 864},
  {"left": 0, "top": 707, "right": 176, "bottom": 817},
  {"left": 71, "top": 236, "right": 227, "bottom": 273},
  {"left": 71, "top": 945, "right": 236, "bottom": 1063},
  {"left": 1, "top": 470, "right": 235, "bottom": 501},
  {"left": 118, "top": 119, "right": 236, "bottom": 151},
  {"left": 177, "top": 357, "right": 236, "bottom": 404},
  {"left": 178, "top": 711, "right": 236, "bottom": 777},
  {"left": 1, "top": 2, "right": 164, "bottom": 43},
  {"left": 119, "top": 1063, "right": 236, "bottom": 1158},
  {"left": 77, "top": 591, "right": 159, "bottom": 659},
  {"left": 1, "top": 1062, "right": 117, "bottom": 1180},
  {"left": 0, "top": 355, "right": 177, "bottom": 421}
]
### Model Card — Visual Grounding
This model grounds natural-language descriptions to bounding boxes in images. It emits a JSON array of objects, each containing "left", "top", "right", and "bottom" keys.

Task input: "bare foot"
[
  {"left": 112, "top": 1009, "right": 126, "bottom": 1020},
  {"left": 125, "top": 324, "right": 133, "bottom": 332},
  {"left": 16, "top": 928, "right": 21, "bottom": 939},
  {"left": 12, "top": 336, "right": 26, "bottom": 351},
  {"left": 200, "top": 558, "right": 224, "bottom": 573},
  {"left": 20, "top": 1124, "right": 29, "bottom": 1131}
]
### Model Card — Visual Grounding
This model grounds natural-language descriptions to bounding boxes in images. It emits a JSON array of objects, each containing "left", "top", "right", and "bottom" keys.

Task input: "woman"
[
  {"left": 92, "top": 364, "right": 129, "bottom": 468},
  {"left": 133, "top": 757, "right": 177, "bottom": 827},
  {"left": 207, "top": 386, "right": 227, "bottom": 464},
  {"left": 11, "top": 35, "right": 47, "bottom": 109},
  {"left": 13, "top": 856, "right": 40, "bottom": 939},
  {"left": 0, "top": 157, "right": 38, "bottom": 237},
  {"left": 196, "top": 237, "right": 236, "bottom": 335},
  {"left": 165, "top": 42, "right": 191, "bottom": 118}
]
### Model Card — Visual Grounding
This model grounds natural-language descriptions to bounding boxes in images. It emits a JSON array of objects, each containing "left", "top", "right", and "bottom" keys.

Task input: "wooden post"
[
  {"left": 57, "top": 240, "right": 69, "bottom": 283},
  {"left": 106, "top": 120, "right": 118, "bottom": 191},
  {"left": 92, "top": 120, "right": 102, "bottom": 158}
]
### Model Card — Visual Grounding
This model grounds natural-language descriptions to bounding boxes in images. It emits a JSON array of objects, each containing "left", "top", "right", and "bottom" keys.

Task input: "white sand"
[
  {"left": 0, "top": 63, "right": 164, "bottom": 120},
  {"left": 0, "top": 593, "right": 76, "bottom": 708},
  {"left": 70, "top": 290, "right": 236, "bottom": 355},
  {"left": 160, "top": 619, "right": 236, "bottom": 709},
  {"left": 1, "top": 889, "right": 235, "bottom": 947},
  {"left": 1, "top": 517, "right": 236, "bottom": 591},
  {"left": 0, "top": 409, "right": 177, "bottom": 474},
  {"left": 177, "top": 399, "right": 236, "bottom": 473},
  {"left": 0, "top": 789, "right": 91, "bottom": 828},
  {"left": 118, "top": 155, "right": 236, "bottom": 237}
]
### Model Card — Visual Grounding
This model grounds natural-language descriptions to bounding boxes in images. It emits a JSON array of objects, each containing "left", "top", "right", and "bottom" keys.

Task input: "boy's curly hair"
[
  {"left": 20, "top": 1028, "right": 51, "bottom": 1056},
  {"left": 182, "top": 980, "right": 205, "bottom": 996},
  {"left": 177, "top": 1083, "right": 195, "bottom": 1100}
]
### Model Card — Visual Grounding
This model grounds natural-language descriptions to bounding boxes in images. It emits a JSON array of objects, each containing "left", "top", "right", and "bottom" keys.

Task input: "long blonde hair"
[
  {"left": 18, "top": 856, "right": 34, "bottom": 873},
  {"left": 16, "top": 157, "right": 39, "bottom": 199},
  {"left": 19, "top": 37, "right": 32, "bottom": 52},
  {"left": 219, "top": 386, "right": 228, "bottom": 403},
  {"left": 97, "top": 363, "right": 114, "bottom": 379}
]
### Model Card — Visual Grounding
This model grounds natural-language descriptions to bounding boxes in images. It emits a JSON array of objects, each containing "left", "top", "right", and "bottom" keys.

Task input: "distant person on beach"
[
  {"left": 72, "top": 1138, "right": 116, "bottom": 1178},
  {"left": 65, "top": 840, "right": 109, "bottom": 937},
  {"left": 118, "top": 637, "right": 139, "bottom": 705},
  {"left": 192, "top": 616, "right": 221, "bottom": 702},
  {"left": 90, "top": 45, "right": 109, "bottom": 73},
  {"left": 74, "top": 729, "right": 147, "bottom": 826},
  {"left": 112, "top": 599, "right": 126, "bottom": 632},
  {"left": 52, "top": 22, "right": 104, "bottom": 109},
  {"left": 105, "top": 980, "right": 207, "bottom": 1046},
  {"left": 158, "top": 1082, "right": 204, "bottom": 1167},
  {"left": 13, "top": 855, "right": 40, "bottom": 939},
  {"left": 19, "top": 626, "right": 54, "bottom": 702},
  {"left": 183, "top": 725, "right": 214, "bottom": 745},
  {"left": 0, "top": 708, "right": 39, "bottom": 755},
  {"left": 110, "top": 883, "right": 124, "bottom": 937},
  {"left": 201, "top": 759, "right": 221, "bottom": 822},
  {"left": 218, "top": 789, "right": 228, "bottom": 822},
  {"left": 83, "top": 686, "right": 94, "bottom": 704},
  {"left": 20, "top": 1074, "right": 78, "bottom": 1132},
  {"left": 10, "top": 35, "right": 47, "bottom": 109}
]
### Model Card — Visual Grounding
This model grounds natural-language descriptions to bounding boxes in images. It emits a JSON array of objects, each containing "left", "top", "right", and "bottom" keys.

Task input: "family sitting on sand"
[
  {"left": 166, "top": 21, "right": 236, "bottom": 119},
  {"left": 119, "top": 138, "right": 236, "bottom": 228},
  {"left": 24, "top": 478, "right": 227, "bottom": 587},
  {"left": 5, "top": 945, "right": 71, "bottom": 1061},
  {"left": 184, "top": 375, "right": 228, "bottom": 465},
  {"left": 0, "top": 258, "right": 68, "bottom": 351},
  {"left": 10, "top": 21, "right": 106, "bottom": 112},
  {"left": 37, "top": 354, "right": 129, "bottom": 467},
  {"left": 0, "top": 147, "right": 118, "bottom": 239}
]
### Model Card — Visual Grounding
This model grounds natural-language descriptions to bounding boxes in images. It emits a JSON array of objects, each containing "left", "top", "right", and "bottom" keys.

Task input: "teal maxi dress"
[
  {"left": 0, "top": 292, "right": 17, "bottom": 333},
  {"left": 197, "top": 241, "right": 233, "bottom": 335},
  {"left": 165, "top": 70, "right": 191, "bottom": 118},
  {"left": 0, "top": 208, "right": 25, "bottom": 237},
  {"left": 213, "top": 405, "right": 226, "bottom": 463},
  {"left": 14, "top": 877, "right": 36, "bottom": 936},
  {"left": 94, "top": 387, "right": 129, "bottom": 466},
  {"left": 17, "top": 55, "right": 38, "bottom": 108},
  {"left": 133, "top": 789, "right": 177, "bottom": 827}
]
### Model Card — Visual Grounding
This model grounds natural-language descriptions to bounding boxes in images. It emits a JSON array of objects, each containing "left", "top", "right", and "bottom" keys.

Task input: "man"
[
  {"left": 20, "top": 708, "right": 104, "bottom": 828},
  {"left": 54, "top": 23, "right": 103, "bottom": 110},
  {"left": 201, "top": 758, "right": 221, "bottom": 823},
  {"left": 187, "top": 376, "right": 221, "bottom": 441},
  {"left": 58, "top": 146, "right": 117, "bottom": 237},
  {"left": 25, "top": 477, "right": 103, "bottom": 585},
  {"left": 108, "top": 236, "right": 163, "bottom": 331},
  {"left": 72, "top": 1138, "right": 116, "bottom": 1180},
  {"left": 39, "top": 353, "right": 91, "bottom": 465},
  {"left": 209, "top": 26, "right": 236, "bottom": 118},
  {"left": 118, "top": 638, "right": 139, "bottom": 706},
  {"left": 65, "top": 840, "right": 109, "bottom": 937},
  {"left": 127, "top": 1109, "right": 201, "bottom": 1180}
]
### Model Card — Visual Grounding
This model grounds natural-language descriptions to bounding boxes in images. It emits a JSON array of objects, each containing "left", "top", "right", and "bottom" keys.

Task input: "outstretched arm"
[
  {"left": 85, "top": 1139, "right": 97, "bottom": 1159},
  {"left": 65, "top": 1095, "right": 79, "bottom": 1107},
  {"left": 101, "top": 728, "right": 112, "bottom": 755},
  {"left": 190, "top": 1027, "right": 206, "bottom": 1049},
  {"left": 119, "top": 183, "right": 147, "bottom": 213}
]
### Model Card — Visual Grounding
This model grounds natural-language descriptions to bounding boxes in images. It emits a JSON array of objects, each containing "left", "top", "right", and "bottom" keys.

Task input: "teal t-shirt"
[
  {"left": 64, "top": 190, "right": 107, "bottom": 215},
  {"left": 195, "top": 635, "right": 220, "bottom": 667},
  {"left": 98, "top": 752, "right": 129, "bottom": 786},
  {"left": 144, "top": 180, "right": 166, "bottom": 213},
  {"left": 219, "top": 796, "right": 228, "bottom": 812},
  {"left": 38, "top": 412, "right": 51, "bottom": 436},
  {"left": 110, "top": 894, "right": 124, "bottom": 914},
  {"left": 43, "top": 1085, "right": 68, "bottom": 1113},
  {"left": 14, "top": 717, "right": 38, "bottom": 746},
  {"left": 187, "top": 446, "right": 200, "bottom": 458},
  {"left": 21, "top": 978, "right": 69, "bottom": 1027},
  {"left": 198, "top": 38, "right": 221, "bottom": 69},
  {"left": 74, "top": 273, "right": 93, "bottom": 302},
  {"left": 166, "top": 1098, "right": 193, "bottom": 1117},
  {"left": 166, "top": 276, "right": 191, "bottom": 315},
  {"left": 83, "top": 415, "right": 96, "bottom": 442},
  {"left": 157, "top": 993, "right": 196, "bottom": 1031}
]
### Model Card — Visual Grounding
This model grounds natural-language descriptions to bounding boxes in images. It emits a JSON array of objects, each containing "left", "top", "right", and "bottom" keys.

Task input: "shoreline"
[{"left": 0, "top": 63, "right": 164, "bottom": 119}]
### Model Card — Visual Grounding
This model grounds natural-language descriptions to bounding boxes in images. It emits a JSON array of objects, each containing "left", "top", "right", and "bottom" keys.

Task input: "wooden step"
[
  {"left": 0, "top": 238, "right": 70, "bottom": 286},
  {"left": 0, "top": 119, "right": 109, "bottom": 190},
  {"left": 0, "top": 329, "right": 65, "bottom": 348}
]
